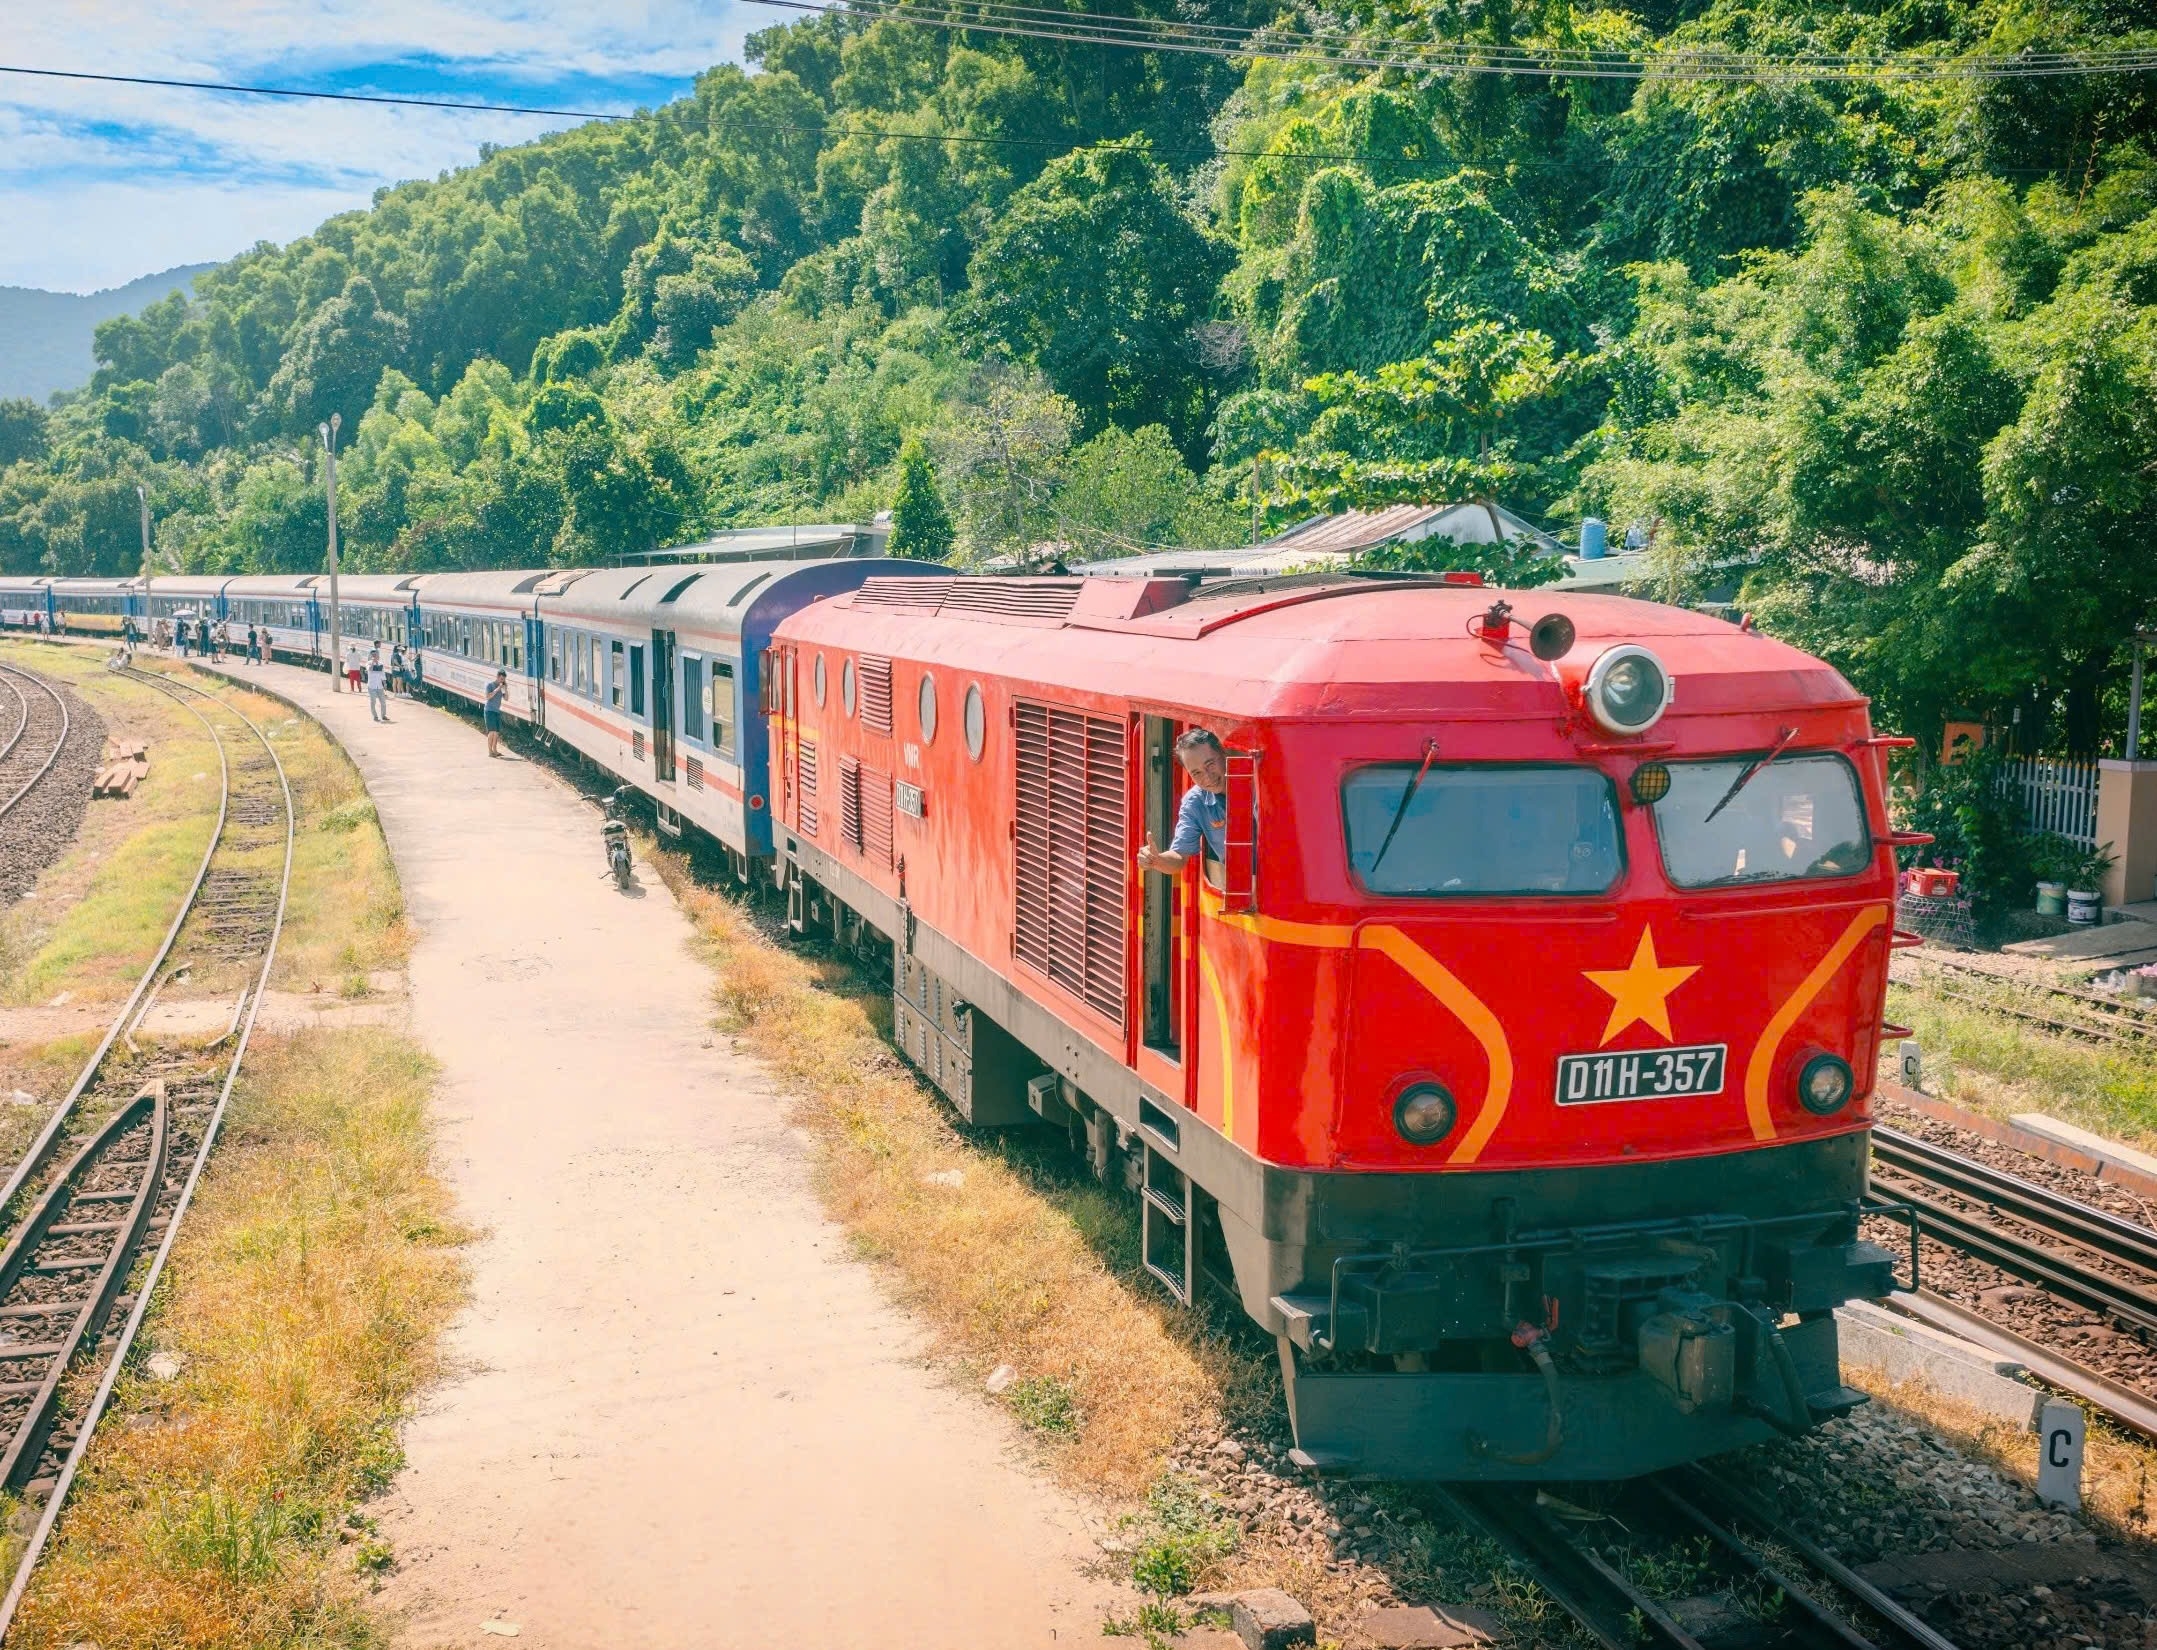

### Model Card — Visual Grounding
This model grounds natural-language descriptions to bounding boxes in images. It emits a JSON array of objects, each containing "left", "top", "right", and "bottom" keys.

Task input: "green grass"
[{"left": 1884, "top": 979, "right": 2157, "bottom": 1145}]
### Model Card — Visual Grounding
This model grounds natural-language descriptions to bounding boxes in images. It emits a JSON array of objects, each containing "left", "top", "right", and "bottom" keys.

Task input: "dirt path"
[{"left": 200, "top": 660, "right": 1125, "bottom": 1648}]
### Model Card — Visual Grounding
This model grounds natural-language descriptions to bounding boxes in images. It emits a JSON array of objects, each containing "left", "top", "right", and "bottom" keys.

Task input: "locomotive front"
[{"left": 1216, "top": 590, "right": 1904, "bottom": 1479}]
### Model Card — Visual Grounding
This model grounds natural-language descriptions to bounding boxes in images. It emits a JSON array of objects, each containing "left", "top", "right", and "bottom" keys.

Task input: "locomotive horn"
[{"left": 1529, "top": 613, "right": 1576, "bottom": 661}]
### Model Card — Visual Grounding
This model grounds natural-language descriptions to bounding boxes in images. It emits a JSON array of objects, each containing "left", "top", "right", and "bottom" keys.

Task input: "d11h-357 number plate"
[{"left": 1556, "top": 1043, "right": 1726, "bottom": 1105}]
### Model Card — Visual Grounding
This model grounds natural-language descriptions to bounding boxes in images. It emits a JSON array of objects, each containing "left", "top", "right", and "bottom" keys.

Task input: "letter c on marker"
[{"left": 2050, "top": 1429, "right": 2071, "bottom": 1467}]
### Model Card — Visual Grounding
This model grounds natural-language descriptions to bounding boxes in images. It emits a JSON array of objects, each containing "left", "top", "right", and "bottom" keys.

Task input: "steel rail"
[
  {"left": 0, "top": 670, "right": 28, "bottom": 767},
  {"left": 1916, "top": 983, "right": 2145, "bottom": 1048},
  {"left": 0, "top": 1087, "right": 169, "bottom": 1493},
  {"left": 1436, "top": 1478, "right": 1961, "bottom": 1650},
  {"left": 0, "top": 663, "right": 70, "bottom": 825},
  {"left": 1429, "top": 1484, "right": 1673, "bottom": 1650},
  {"left": 1865, "top": 1177, "right": 2157, "bottom": 1339},
  {"left": 1905, "top": 953, "right": 2157, "bottom": 1029},
  {"left": 0, "top": 665, "right": 295, "bottom": 1640},
  {"left": 1672, "top": 1467, "right": 1967, "bottom": 1650},
  {"left": 1887, "top": 1289, "right": 2157, "bottom": 1443},
  {"left": 0, "top": 672, "right": 228, "bottom": 1223},
  {"left": 1873, "top": 1126, "right": 2157, "bottom": 1277}
]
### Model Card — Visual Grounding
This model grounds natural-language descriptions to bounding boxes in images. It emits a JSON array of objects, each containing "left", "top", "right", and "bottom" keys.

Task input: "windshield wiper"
[
  {"left": 1370, "top": 738, "right": 1440, "bottom": 874},
  {"left": 1703, "top": 725, "right": 1800, "bottom": 823}
]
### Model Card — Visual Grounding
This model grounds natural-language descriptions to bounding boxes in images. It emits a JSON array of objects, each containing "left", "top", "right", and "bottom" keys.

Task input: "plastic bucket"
[
  {"left": 2036, "top": 881, "right": 2067, "bottom": 916},
  {"left": 2068, "top": 888, "right": 2102, "bottom": 925}
]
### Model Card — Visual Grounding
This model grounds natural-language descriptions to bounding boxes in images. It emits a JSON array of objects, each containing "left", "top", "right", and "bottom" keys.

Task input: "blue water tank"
[{"left": 1580, "top": 518, "right": 1608, "bottom": 560}]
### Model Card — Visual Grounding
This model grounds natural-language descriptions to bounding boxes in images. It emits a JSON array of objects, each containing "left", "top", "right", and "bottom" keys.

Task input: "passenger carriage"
[
  {"left": 49, "top": 578, "right": 140, "bottom": 636},
  {"left": 0, "top": 578, "right": 54, "bottom": 631},
  {"left": 213, "top": 576, "right": 323, "bottom": 661},
  {"left": 531, "top": 558, "right": 940, "bottom": 867}
]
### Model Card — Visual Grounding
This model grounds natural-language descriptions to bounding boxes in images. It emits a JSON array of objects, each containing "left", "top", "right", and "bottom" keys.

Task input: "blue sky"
[{"left": 1, "top": 2, "right": 754, "bottom": 292}]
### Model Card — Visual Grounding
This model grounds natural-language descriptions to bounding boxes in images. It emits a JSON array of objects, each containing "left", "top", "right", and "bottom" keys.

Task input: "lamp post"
[
  {"left": 135, "top": 484, "right": 152, "bottom": 645},
  {"left": 319, "top": 412, "right": 342, "bottom": 687}
]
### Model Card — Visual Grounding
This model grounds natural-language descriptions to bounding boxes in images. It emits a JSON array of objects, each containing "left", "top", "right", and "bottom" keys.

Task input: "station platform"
[{"left": 196, "top": 659, "right": 1122, "bottom": 1648}]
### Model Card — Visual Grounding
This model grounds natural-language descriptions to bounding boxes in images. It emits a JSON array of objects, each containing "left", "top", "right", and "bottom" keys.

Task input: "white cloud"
[{"left": 0, "top": 0, "right": 757, "bottom": 291}]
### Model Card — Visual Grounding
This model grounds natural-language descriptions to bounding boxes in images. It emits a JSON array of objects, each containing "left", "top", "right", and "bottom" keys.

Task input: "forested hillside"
[
  {"left": 2, "top": 0, "right": 2155, "bottom": 745},
  {"left": 0, "top": 265, "right": 213, "bottom": 402}
]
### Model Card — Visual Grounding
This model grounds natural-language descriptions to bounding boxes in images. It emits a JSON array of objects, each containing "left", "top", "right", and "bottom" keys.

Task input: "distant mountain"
[{"left": 0, "top": 264, "right": 216, "bottom": 403}]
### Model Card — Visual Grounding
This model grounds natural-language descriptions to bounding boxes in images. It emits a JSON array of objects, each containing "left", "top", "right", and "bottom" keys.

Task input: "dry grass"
[
  {"left": 652, "top": 856, "right": 1248, "bottom": 1499},
  {"left": 9, "top": 1028, "right": 462, "bottom": 1650},
  {"left": 1846, "top": 1362, "right": 2157, "bottom": 1544}
]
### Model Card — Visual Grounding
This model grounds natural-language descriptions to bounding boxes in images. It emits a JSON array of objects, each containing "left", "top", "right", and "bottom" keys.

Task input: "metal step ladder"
[{"left": 1141, "top": 1143, "right": 1194, "bottom": 1305}]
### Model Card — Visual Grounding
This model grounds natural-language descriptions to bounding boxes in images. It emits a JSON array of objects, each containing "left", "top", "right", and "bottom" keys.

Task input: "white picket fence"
[{"left": 2000, "top": 755, "right": 2099, "bottom": 849}]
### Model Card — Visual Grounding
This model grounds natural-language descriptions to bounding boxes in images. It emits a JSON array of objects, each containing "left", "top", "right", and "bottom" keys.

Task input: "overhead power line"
[
  {"left": 747, "top": 0, "right": 2157, "bottom": 80},
  {"left": 0, "top": 64, "right": 639, "bottom": 120},
  {"left": 0, "top": 58, "right": 1434, "bottom": 170}
]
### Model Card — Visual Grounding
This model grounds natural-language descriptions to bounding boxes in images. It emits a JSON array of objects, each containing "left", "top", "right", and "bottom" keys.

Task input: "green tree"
[
  {"left": 265, "top": 276, "right": 408, "bottom": 436},
  {"left": 957, "top": 144, "right": 1231, "bottom": 453},
  {"left": 1267, "top": 324, "right": 1575, "bottom": 535},
  {"left": 1054, "top": 423, "right": 1241, "bottom": 557},
  {"left": 888, "top": 436, "right": 955, "bottom": 559},
  {"left": 0, "top": 400, "right": 47, "bottom": 469}
]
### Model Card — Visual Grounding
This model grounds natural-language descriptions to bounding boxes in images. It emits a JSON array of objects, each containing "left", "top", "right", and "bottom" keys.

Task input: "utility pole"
[
  {"left": 319, "top": 412, "right": 342, "bottom": 687},
  {"left": 135, "top": 483, "right": 153, "bottom": 640}
]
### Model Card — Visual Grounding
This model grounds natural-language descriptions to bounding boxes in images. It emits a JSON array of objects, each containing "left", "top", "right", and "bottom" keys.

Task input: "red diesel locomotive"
[{"left": 767, "top": 570, "right": 1905, "bottom": 1479}]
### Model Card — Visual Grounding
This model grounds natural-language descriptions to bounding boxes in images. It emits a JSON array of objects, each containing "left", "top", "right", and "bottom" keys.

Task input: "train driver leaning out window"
[{"left": 1136, "top": 728, "right": 1228, "bottom": 887}]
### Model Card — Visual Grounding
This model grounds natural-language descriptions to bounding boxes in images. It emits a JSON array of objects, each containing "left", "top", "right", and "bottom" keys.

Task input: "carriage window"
[
  {"left": 682, "top": 658, "right": 704, "bottom": 740},
  {"left": 610, "top": 641, "right": 624, "bottom": 708},
  {"left": 1654, "top": 753, "right": 1870, "bottom": 889},
  {"left": 549, "top": 634, "right": 562, "bottom": 683},
  {"left": 711, "top": 661, "right": 735, "bottom": 757},
  {"left": 1342, "top": 765, "right": 1623, "bottom": 896}
]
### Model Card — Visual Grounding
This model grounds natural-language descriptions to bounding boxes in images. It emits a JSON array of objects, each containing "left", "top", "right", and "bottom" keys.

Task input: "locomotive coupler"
[{"left": 1636, "top": 1288, "right": 1737, "bottom": 1415}]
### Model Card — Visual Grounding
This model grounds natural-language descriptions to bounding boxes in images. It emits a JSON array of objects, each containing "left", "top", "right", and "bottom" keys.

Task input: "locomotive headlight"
[
  {"left": 1393, "top": 1082, "right": 1458, "bottom": 1146},
  {"left": 1585, "top": 645, "right": 1673, "bottom": 736},
  {"left": 1797, "top": 1053, "right": 1855, "bottom": 1116}
]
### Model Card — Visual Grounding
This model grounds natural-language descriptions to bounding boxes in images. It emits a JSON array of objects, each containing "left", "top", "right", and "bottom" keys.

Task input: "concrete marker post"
[
  {"left": 1898, "top": 1039, "right": 1922, "bottom": 1091},
  {"left": 2036, "top": 1397, "right": 2085, "bottom": 1512}
]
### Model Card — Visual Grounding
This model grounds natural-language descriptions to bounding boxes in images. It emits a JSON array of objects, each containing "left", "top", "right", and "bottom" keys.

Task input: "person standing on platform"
[
  {"left": 485, "top": 669, "right": 507, "bottom": 757},
  {"left": 366, "top": 649, "right": 391, "bottom": 723}
]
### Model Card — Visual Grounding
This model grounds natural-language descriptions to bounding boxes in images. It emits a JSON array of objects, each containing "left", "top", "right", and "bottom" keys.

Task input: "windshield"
[
  {"left": 1342, "top": 765, "right": 1624, "bottom": 896},
  {"left": 1655, "top": 752, "right": 1870, "bottom": 888}
]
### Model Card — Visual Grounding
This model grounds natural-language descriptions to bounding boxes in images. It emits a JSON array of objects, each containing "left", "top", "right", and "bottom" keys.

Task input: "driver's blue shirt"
[{"left": 1170, "top": 784, "right": 1227, "bottom": 860}]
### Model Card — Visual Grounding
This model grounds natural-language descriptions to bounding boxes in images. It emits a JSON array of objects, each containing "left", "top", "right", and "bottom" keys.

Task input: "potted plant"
[
  {"left": 2067, "top": 842, "right": 2117, "bottom": 926},
  {"left": 2029, "top": 832, "right": 2073, "bottom": 916}
]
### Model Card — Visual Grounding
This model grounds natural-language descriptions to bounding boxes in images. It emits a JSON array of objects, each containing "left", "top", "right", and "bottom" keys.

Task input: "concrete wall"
[{"left": 2097, "top": 759, "right": 2157, "bottom": 908}]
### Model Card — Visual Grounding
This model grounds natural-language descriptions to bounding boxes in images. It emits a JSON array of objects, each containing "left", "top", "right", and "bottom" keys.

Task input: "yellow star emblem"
[{"left": 1583, "top": 927, "right": 1700, "bottom": 1046}]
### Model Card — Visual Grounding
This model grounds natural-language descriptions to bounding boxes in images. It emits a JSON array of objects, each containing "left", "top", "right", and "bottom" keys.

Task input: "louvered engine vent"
[
  {"left": 798, "top": 739, "right": 819, "bottom": 835},
  {"left": 1014, "top": 701, "right": 1127, "bottom": 1024},
  {"left": 860, "top": 654, "right": 894, "bottom": 735}
]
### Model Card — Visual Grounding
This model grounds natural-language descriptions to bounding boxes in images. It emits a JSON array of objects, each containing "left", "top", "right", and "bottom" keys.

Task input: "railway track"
[
  {"left": 0, "top": 665, "right": 292, "bottom": 1638},
  {"left": 1896, "top": 955, "right": 2157, "bottom": 1048},
  {"left": 1867, "top": 1123, "right": 2157, "bottom": 1442},
  {"left": 0, "top": 662, "right": 69, "bottom": 824},
  {"left": 1436, "top": 1467, "right": 1963, "bottom": 1649}
]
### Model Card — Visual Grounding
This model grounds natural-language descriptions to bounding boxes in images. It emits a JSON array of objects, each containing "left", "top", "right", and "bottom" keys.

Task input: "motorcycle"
[{"left": 601, "top": 785, "right": 636, "bottom": 890}]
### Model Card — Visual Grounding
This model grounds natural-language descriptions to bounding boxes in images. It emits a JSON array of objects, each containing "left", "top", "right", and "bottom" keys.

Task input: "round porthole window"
[
  {"left": 812, "top": 652, "right": 827, "bottom": 708},
  {"left": 842, "top": 657, "right": 857, "bottom": 717},
  {"left": 918, "top": 673, "right": 938, "bottom": 743},
  {"left": 964, "top": 683, "right": 986, "bottom": 762}
]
